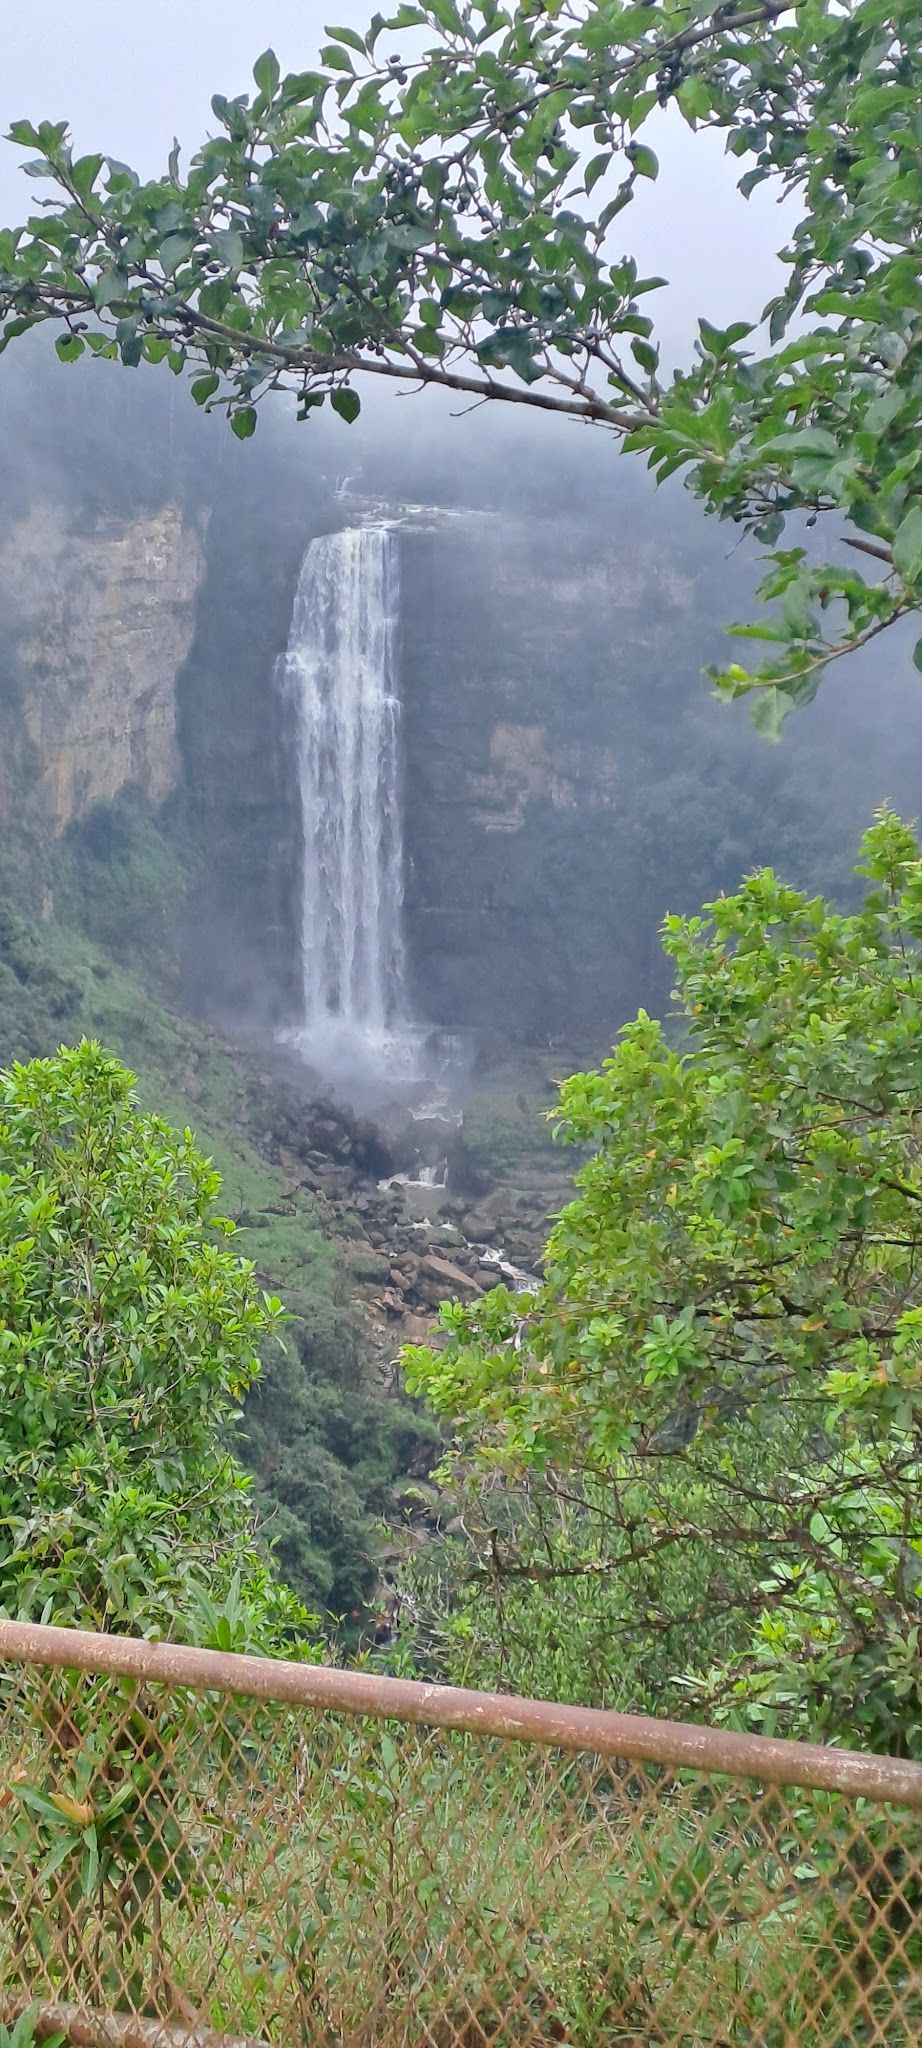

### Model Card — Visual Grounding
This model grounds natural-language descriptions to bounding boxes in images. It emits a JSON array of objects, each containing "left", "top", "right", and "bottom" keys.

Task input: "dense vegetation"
[
  {"left": 403, "top": 815, "right": 922, "bottom": 1753},
  {"left": 0, "top": 879, "right": 435, "bottom": 1630},
  {"left": 0, "top": 1038, "right": 307, "bottom": 1646},
  {"left": 0, "top": 966, "right": 918, "bottom": 2048},
  {"left": 5, "top": 818, "right": 921, "bottom": 1758}
]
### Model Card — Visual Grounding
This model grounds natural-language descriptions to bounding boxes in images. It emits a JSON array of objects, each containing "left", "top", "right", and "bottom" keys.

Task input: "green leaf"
[
  {"left": 892, "top": 506, "right": 922, "bottom": 586},
  {"left": 629, "top": 143, "right": 658, "bottom": 181},
  {"left": 71, "top": 153, "right": 104, "bottom": 201},
  {"left": 81, "top": 1832, "right": 100, "bottom": 1900},
  {"left": 698, "top": 319, "right": 729, "bottom": 357},
  {"left": 92, "top": 269, "right": 128, "bottom": 309},
  {"left": 428, "top": 0, "right": 463, "bottom": 30},
  {"left": 331, "top": 387, "right": 361, "bottom": 423},
  {"left": 750, "top": 687, "right": 789, "bottom": 740},
  {"left": 231, "top": 406, "right": 258, "bottom": 438},
  {"left": 6, "top": 120, "right": 42, "bottom": 149},
  {"left": 677, "top": 75, "right": 712, "bottom": 122},
  {"left": 55, "top": 334, "right": 84, "bottom": 363},
  {"left": 585, "top": 152, "right": 610, "bottom": 194},
  {"left": 598, "top": 186, "right": 633, "bottom": 230},
  {"left": 253, "top": 48, "right": 281, "bottom": 97},
  {"left": 159, "top": 234, "right": 194, "bottom": 277},
  {"left": 325, "top": 23, "right": 368, "bottom": 53},
  {"left": 191, "top": 373, "right": 220, "bottom": 405},
  {"left": 631, "top": 338, "right": 659, "bottom": 375},
  {"left": 277, "top": 70, "right": 327, "bottom": 104},
  {"left": 215, "top": 227, "right": 244, "bottom": 273},
  {"left": 759, "top": 428, "right": 840, "bottom": 460}
]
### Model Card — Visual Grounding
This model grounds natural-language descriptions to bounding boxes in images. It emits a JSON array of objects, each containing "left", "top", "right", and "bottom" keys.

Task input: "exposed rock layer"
[{"left": 0, "top": 502, "right": 206, "bottom": 828}]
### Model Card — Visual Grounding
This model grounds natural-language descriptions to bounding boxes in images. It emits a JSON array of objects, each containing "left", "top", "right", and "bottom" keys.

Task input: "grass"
[{"left": 2, "top": 1686, "right": 918, "bottom": 2048}]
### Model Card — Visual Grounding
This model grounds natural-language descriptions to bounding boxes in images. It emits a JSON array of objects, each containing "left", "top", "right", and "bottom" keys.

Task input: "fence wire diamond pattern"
[{"left": 0, "top": 1634, "right": 920, "bottom": 2048}]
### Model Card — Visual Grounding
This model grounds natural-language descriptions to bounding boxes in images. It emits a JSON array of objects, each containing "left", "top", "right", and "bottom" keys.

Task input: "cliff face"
[
  {"left": 174, "top": 481, "right": 338, "bottom": 1029},
  {"left": 1, "top": 468, "right": 911, "bottom": 1064},
  {"left": 167, "top": 497, "right": 798, "bottom": 1051},
  {"left": 396, "top": 514, "right": 735, "bottom": 1045},
  {"left": 174, "top": 498, "right": 705, "bottom": 1049},
  {"left": 0, "top": 502, "right": 206, "bottom": 830}
]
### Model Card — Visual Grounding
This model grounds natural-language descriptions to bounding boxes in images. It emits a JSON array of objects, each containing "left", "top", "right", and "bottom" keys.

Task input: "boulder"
[
  {"left": 352, "top": 1248, "right": 392, "bottom": 1285},
  {"left": 400, "top": 1311, "right": 437, "bottom": 1345},
  {"left": 430, "top": 1224, "right": 464, "bottom": 1250},
  {"left": 374, "top": 1289, "right": 405, "bottom": 1319},
  {"left": 418, "top": 1252, "right": 483, "bottom": 1298},
  {"left": 460, "top": 1207, "right": 506, "bottom": 1246},
  {"left": 446, "top": 1132, "right": 496, "bottom": 1199}
]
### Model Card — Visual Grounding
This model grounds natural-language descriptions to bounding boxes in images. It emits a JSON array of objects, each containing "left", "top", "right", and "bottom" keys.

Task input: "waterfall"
[{"left": 282, "top": 525, "right": 406, "bottom": 1060}]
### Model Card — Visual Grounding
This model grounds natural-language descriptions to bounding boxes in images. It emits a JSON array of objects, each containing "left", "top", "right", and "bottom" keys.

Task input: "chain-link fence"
[{"left": 0, "top": 1620, "right": 919, "bottom": 2048}]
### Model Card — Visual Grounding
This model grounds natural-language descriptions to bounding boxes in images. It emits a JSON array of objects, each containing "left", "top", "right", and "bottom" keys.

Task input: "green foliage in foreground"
[
  {"left": 404, "top": 815, "right": 922, "bottom": 1753},
  {"left": 0, "top": 1039, "right": 309, "bottom": 1646},
  {"left": 0, "top": 873, "right": 436, "bottom": 1633},
  {"left": 1, "top": 0, "right": 920, "bottom": 714}
]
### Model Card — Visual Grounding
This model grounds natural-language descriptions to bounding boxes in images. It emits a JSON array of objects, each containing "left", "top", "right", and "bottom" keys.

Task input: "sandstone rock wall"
[{"left": 0, "top": 501, "right": 207, "bottom": 829}]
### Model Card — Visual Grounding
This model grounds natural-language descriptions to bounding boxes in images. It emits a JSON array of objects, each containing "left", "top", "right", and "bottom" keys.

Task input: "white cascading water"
[{"left": 281, "top": 524, "right": 407, "bottom": 1073}]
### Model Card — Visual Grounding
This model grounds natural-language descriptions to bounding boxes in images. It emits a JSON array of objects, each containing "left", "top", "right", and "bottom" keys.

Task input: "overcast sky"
[{"left": 0, "top": 0, "right": 795, "bottom": 371}]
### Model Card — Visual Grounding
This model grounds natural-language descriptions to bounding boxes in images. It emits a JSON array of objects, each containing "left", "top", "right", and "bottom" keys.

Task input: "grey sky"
[{"left": 0, "top": 0, "right": 793, "bottom": 366}]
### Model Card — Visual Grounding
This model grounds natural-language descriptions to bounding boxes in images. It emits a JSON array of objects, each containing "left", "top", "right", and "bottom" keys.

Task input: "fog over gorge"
[
  {"left": 4, "top": 334, "right": 919, "bottom": 1096},
  {"left": 0, "top": 15, "right": 921, "bottom": 1992}
]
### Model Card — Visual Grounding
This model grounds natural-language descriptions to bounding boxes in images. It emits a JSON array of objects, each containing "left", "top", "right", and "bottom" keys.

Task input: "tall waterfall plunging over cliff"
[{"left": 283, "top": 524, "right": 407, "bottom": 1068}]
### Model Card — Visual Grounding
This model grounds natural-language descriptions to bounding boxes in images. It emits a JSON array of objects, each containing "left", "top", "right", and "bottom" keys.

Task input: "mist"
[{"left": 2, "top": 328, "right": 919, "bottom": 1088}]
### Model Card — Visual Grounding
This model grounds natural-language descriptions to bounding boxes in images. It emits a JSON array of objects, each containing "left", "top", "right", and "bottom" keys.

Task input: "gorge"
[
  {"left": 3, "top": 355, "right": 922, "bottom": 1626},
  {"left": 7, "top": 350, "right": 921, "bottom": 1081}
]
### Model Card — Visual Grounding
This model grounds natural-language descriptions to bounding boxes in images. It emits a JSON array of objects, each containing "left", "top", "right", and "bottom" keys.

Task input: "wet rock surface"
[
  {"left": 266, "top": 1082, "right": 401, "bottom": 1179},
  {"left": 226, "top": 1046, "right": 560, "bottom": 1416},
  {"left": 312, "top": 1165, "right": 549, "bottom": 1345}
]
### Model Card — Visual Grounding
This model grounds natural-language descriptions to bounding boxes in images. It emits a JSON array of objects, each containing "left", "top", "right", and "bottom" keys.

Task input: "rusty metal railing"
[{"left": 1, "top": 1619, "right": 920, "bottom": 2047}]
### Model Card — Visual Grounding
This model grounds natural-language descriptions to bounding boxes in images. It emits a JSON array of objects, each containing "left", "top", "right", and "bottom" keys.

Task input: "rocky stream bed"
[{"left": 246, "top": 1065, "right": 567, "bottom": 1367}]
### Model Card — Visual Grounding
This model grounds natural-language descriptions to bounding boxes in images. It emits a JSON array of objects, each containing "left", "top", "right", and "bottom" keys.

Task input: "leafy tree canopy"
[
  {"left": 0, "top": 1039, "right": 309, "bottom": 1647},
  {"left": 404, "top": 814, "right": 922, "bottom": 1753},
  {"left": 1, "top": 0, "right": 919, "bottom": 721}
]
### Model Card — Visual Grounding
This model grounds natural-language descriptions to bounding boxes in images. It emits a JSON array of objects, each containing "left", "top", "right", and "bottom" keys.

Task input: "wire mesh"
[{"left": 0, "top": 1648, "right": 919, "bottom": 2048}]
